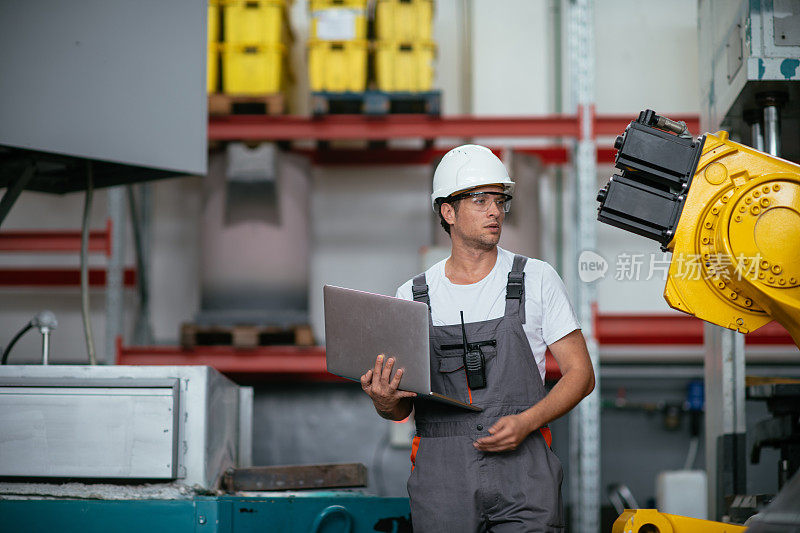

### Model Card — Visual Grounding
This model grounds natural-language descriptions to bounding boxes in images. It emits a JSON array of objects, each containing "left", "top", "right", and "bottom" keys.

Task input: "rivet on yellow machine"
[{"left": 596, "top": 109, "right": 800, "bottom": 348}]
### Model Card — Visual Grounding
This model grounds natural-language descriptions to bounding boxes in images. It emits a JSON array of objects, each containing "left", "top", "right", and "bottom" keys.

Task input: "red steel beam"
[
  {"left": 596, "top": 313, "right": 796, "bottom": 346},
  {"left": 209, "top": 114, "right": 581, "bottom": 141},
  {"left": 596, "top": 147, "right": 617, "bottom": 164},
  {"left": 594, "top": 114, "right": 700, "bottom": 137},
  {"left": 597, "top": 313, "right": 706, "bottom": 345},
  {"left": 544, "top": 350, "right": 561, "bottom": 381},
  {"left": 0, "top": 268, "right": 137, "bottom": 287},
  {"left": 118, "top": 344, "right": 564, "bottom": 382},
  {"left": 0, "top": 219, "right": 113, "bottom": 255},
  {"left": 208, "top": 114, "right": 701, "bottom": 142},
  {"left": 117, "top": 345, "right": 336, "bottom": 381}
]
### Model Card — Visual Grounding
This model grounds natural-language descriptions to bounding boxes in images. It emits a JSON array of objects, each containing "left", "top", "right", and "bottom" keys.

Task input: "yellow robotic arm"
[
  {"left": 612, "top": 509, "right": 746, "bottom": 533},
  {"left": 597, "top": 110, "right": 800, "bottom": 347}
]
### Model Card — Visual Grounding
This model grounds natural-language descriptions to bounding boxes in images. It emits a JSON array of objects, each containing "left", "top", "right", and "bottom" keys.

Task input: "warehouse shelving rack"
[
  {"left": 119, "top": 109, "right": 795, "bottom": 376},
  {"left": 0, "top": 186, "right": 137, "bottom": 364},
  {"left": 0, "top": 220, "right": 135, "bottom": 288},
  {"left": 114, "top": 111, "right": 797, "bottom": 376},
  {"left": 116, "top": 311, "right": 795, "bottom": 380}
]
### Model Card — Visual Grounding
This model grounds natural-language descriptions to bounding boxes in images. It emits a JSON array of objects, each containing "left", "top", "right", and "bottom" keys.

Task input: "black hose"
[{"left": 1, "top": 323, "right": 33, "bottom": 365}]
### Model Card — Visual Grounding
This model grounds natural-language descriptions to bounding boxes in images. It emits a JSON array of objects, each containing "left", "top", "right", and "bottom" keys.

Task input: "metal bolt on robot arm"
[{"left": 596, "top": 109, "right": 800, "bottom": 347}]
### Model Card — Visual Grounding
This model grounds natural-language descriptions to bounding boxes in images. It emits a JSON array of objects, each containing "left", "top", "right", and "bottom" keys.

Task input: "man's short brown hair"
[{"left": 435, "top": 198, "right": 461, "bottom": 236}]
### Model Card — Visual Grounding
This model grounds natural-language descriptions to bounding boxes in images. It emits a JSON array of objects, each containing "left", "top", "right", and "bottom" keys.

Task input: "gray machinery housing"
[
  {"left": 699, "top": 0, "right": 800, "bottom": 160},
  {"left": 0, "top": 365, "right": 252, "bottom": 493},
  {"left": 0, "top": 1, "right": 207, "bottom": 203}
]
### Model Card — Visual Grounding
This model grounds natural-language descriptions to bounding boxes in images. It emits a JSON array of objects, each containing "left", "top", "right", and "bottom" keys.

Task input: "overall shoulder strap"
[
  {"left": 505, "top": 254, "right": 527, "bottom": 322},
  {"left": 412, "top": 273, "right": 430, "bottom": 309}
]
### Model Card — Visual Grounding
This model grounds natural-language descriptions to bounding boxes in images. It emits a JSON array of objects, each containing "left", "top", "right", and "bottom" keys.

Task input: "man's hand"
[
  {"left": 473, "top": 413, "right": 533, "bottom": 452},
  {"left": 360, "top": 354, "right": 416, "bottom": 420},
  {"left": 472, "top": 330, "right": 595, "bottom": 453}
]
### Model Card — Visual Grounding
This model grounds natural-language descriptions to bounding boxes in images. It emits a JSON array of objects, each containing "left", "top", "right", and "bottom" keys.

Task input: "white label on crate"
[{"left": 313, "top": 9, "right": 359, "bottom": 41}]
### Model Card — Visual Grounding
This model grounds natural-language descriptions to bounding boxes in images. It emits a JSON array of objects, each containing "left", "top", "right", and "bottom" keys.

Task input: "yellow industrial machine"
[
  {"left": 612, "top": 509, "right": 747, "bottom": 533},
  {"left": 597, "top": 109, "right": 800, "bottom": 347}
]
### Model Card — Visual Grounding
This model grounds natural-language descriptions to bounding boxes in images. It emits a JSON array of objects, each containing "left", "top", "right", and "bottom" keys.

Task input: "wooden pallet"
[
  {"left": 208, "top": 92, "right": 286, "bottom": 116},
  {"left": 311, "top": 90, "right": 441, "bottom": 116},
  {"left": 180, "top": 322, "right": 314, "bottom": 349},
  {"left": 224, "top": 463, "right": 368, "bottom": 492}
]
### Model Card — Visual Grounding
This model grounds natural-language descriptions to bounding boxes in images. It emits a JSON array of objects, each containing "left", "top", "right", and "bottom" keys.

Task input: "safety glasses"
[{"left": 448, "top": 191, "right": 513, "bottom": 213}]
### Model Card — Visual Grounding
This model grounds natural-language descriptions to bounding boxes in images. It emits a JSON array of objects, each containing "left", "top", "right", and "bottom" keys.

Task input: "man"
[{"left": 360, "top": 144, "right": 595, "bottom": 532}]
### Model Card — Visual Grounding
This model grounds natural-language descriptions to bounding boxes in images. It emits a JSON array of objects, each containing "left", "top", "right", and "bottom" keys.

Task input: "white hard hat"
[{"left": 431, "top": 144, "right": 515, "bottom": 212}]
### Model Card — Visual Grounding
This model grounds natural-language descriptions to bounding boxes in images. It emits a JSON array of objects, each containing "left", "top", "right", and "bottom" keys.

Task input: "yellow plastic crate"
[
  {"left": 308, "top": 40, "right": 368, "bottom": 92},
  {"left": 208, "top": 44, "right": 220, "bottom": 93},
  {"left": 208, "top": 2, "right": 220, "bottom": 93},
  {"left": 309, "top": 0, "right": 367, "bottom": 41},
  {"left": 309, "top": 0, "right": 367, "bottom": 10},
  {"left": 222, "top": 43, "right": 287, "bottom": 94},
  {"left": 375, "top": 41, "right": 436, "bottom": 92},
  {"left": 209, "top": 2, "right": 220, "bottom": 43},
  {"left": 224, "top": 0, "right": 291, "bottom": 45},
  {"left": 375, "top": 0, "right": 433, "bottom": 41}
]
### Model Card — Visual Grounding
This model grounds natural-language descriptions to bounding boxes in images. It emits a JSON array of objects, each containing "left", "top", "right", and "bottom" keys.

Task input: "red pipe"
[
  {"left": 0, "top": 267, "right": 136, "bottom": 287},
  {"left": 0, "top": 219, "right": 113, "bottom": 256}
]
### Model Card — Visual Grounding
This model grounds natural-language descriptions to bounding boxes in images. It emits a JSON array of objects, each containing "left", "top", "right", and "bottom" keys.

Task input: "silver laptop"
[{"left": 323, "top": 285, "right": 481, "bottom": 412}]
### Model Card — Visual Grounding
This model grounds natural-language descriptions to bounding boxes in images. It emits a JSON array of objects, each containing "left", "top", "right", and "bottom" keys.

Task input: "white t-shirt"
[{"left": 395, "top": 247, "right": 581, "bottom": 382}]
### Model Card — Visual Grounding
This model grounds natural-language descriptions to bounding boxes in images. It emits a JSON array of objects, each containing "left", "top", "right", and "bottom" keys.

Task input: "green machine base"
[{"left": 0, "top": 493, "right": 411, "bottom": 533}]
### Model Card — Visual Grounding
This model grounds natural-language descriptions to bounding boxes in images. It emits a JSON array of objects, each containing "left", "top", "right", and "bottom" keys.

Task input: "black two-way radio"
[{"left": 460, "top": 311, "right": 487, "bottom": 389}]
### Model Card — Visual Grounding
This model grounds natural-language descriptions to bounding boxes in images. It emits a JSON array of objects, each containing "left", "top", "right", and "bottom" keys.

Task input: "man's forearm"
[
  {"left": 519, "top": 366, "right": 595, "bottom": 434},
  {"left": 374, "top": 397, "right": 414, "bottom": 421},
  {"left": 473, "top": 365, "right": 594, "bottom": 453}
]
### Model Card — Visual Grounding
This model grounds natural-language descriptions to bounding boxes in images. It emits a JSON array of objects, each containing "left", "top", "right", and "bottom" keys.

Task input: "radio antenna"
[{"left": 460, "top": 311, "right": 469, "bottom": 349}]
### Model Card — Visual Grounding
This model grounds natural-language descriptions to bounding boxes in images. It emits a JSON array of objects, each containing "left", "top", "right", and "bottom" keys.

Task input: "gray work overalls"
[{"left": 407, "top": 255, "right": 564, "bottom": 532}]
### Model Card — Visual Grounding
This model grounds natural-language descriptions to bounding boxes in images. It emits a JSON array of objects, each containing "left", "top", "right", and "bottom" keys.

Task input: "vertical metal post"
[
  {"left": 704, "top": 324, "right": 747, "bottom": 520},
  {"left": 140, "top": 184, "right": 153, "bottom": 278},
  {"left": 130, "top": 183, "right": 155, "bottom": 345},
  {"left": 460, "top": 0, "right": 473, "bottom": 116},
  {"left": 763, "top": 105, "right": 781, "bottom": 156},
  {"left": 552, "top": 0, "right": 565, "bottom": 276},
  {"left": 704, "top": 92, "right": 786, "bottom": 519},
  {"left": 81, "top": 164, "right": 98, "bottom": 365},
  {"left": 751, "top": 121, "right": 765, "bottom": 152},
  {"left": 104, "top": 186, "right": 126, "bottom": 364},
  {"left": 41, "top": 328, "right": 51, "bottom": 365},
  {"left": 568, "top": 0, "right": 599, "bottom": 531},
  {"left": 141, "top": 184, "right": 154, "bottom": 343},
  {"left": 764, "top": 102, "right": 786, "bottom": 491},
  {"left": 757, "top": 92, "right": 786, "bottom": 157},
  {"left": 743, "top": 109, "right": 764, "bottom": 152}
]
